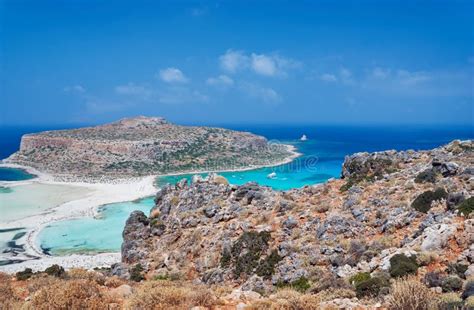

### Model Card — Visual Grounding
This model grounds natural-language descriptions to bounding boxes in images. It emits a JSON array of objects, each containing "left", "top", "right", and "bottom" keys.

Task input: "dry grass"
[
  {"left": 28, "top": 279, "right": 120, "bottom": 310},
  {"left": 387, "top": 276, "right": 438, "bottom": 310},
  {"left": 124, "top": 280, "right": 215, "bottom": 310},
  {"left": 67, "top": 268, "right": 106, "bottom": 285},
  {"left": 247, "top": 288, "right": 320, "bottom": 310},
  {"left": 0, "top": 272, "right": 22, "bottom": 309},
  {"left": 316, "top": 288, "right": 356, "bottom": 302}
]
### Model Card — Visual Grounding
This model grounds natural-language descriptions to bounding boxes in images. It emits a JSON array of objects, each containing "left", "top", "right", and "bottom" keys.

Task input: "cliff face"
[
  {"left": 7, "top": 116, "right": 291, "bottom": 178},
  {"left": 120, "top": 140, "right": 473, "bottom": 296}
]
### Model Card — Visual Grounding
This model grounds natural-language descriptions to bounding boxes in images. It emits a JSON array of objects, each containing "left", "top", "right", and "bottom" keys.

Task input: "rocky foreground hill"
[
  {"left": 2, "top": 140, "right": 473, "bottom": 309},
  {"left": 5, "top": 116, "right": 293, "bottom": 179},
  {"left": 117, "top": 140, "right": 473, "bottom": 308}
]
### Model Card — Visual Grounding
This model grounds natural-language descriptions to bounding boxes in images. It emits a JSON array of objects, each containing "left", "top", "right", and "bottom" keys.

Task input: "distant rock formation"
[
  {"left": 120, "top": 140, "right": 473, "bottom": 295},
  {"left": 6, "top": 116, "right": 293, "bottom": 178}
]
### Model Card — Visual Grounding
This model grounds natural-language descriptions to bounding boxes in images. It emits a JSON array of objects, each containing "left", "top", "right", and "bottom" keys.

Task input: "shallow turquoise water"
[
  {"left": 0, "top": 167, "right": 36, "bottom": 181},
  {"left": 38, "top": 197, "right": 155, "bottom": 255},
  {"left": 158, "top": 140, "right": 341, "bottom": 190}
]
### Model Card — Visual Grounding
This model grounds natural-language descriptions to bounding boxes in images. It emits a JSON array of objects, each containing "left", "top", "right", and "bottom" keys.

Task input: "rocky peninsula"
[
  {"left": 117, "top": 139, "right": 473, "bottom": 308},
  {"left": 5, "top": 116, "right": 295, "bottom": 180},
  {"left": 1, "top": 140, "right": 473, "bottom": 309}
]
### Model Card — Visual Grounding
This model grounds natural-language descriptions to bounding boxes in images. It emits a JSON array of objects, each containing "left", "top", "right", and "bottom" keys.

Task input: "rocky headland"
[
  {"left": 5, "top": 116, "right": 294, "bottom": 180},
  {"left": 116, "top": 140, "right": 473, "bottom": 308},
  {"left": 2, "top": 140, "right": 473, "bottom": 309}
]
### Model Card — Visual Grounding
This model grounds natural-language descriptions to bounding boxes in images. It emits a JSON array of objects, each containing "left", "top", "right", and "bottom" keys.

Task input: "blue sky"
[{"left": 1, "top": 0, "right": 473, "bottom": 126}]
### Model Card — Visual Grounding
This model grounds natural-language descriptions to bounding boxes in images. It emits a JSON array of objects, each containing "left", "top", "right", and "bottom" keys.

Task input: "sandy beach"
[
  {"left": 0, "top": 169, "right": 157, "bottom": 273},
  {"left": 0, "top": 144, "right": 300, "bottom": 274}
]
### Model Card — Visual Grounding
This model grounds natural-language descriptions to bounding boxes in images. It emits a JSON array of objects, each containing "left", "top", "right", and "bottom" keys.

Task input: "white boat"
[
  {"left": 267, "top": 172, "right": 277, "bottom": 179},
  {"left": 300, "top": 134, "right": 308, "bottom": 141}
]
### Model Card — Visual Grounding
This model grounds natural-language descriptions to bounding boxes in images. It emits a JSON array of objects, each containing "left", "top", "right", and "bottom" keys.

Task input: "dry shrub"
[
  {"left": 416, "top": 251, "right": 438, "bottom": 266},
  {"left": 125, "top": 280, "right": 215, "bottom": 310},
  {"left": 29, "top": 278, "right": 118, "bottom": 310},
  {"left": 104, "top": 275, "right": 127, "bottom": 288},
  {"left": 26, "top": 274, "right": 63, "bottom": 294},
  {"left": 316, "top": 288, "right": 356, "bottom": 302},
  {"left": 247, "top": 288, "right": 320, "bottom": 310},
  {"left": 67, "top": 268, "right": 106, "bottom": 285},
  {"left": 0, "top": 273, "right": 21, "bottom": 307},
  {"left": 387, "top": 276, "right": 438, "bottom": 310}
]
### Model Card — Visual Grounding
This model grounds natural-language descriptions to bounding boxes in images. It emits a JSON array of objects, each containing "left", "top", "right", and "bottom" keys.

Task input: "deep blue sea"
[{"left": 1, "top": 124, "right": 473, "bottom": 185}]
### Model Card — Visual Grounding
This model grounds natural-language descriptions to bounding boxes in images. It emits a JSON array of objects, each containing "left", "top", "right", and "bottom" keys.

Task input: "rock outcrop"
[
  {"left": 6, "top": 116, "right": 293, "bottom": 179},
  {"left": 120, "top": 140, "right": 474, "bottom": 295}
]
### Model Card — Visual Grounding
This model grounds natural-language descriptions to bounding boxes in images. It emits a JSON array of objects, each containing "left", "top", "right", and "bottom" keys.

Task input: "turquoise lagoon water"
[
  {"left": 38, "top": 197, "right": 155, "bottom": 255},
  {"left": 0, "top": 167, "right": 36, "bottom": 181},
  {"left": 157, "top": 140, "right": 341, "bottom": 190}
]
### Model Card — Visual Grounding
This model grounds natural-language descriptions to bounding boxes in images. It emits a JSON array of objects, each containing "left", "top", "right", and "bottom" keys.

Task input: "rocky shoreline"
[{"left": 113, "top": 140, "right": 473, "bottom": 308}]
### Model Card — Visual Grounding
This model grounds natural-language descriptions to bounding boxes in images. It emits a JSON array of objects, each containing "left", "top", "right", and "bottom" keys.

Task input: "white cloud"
[
  {"left": 219, "top": 50, "right": 249, "bottom": 73},
  {"left": 240, "top": 82, "right": 282, "bottom": 104},
  {"left": 372, "top": 67, "right": 391, "bottom": 80},
  {"left": 340, "top": 67, "right": 354, "bottom": 84},
  {"left": 320, "top": 73, "right": 338, "bottom": 82},
  {"left": 219, "top": 49, "right": 301, "bottom": 77},
  {"left": 396, "top": 70, "right": 431, "bottom": 85},
  {"left": 64, "top": 85, "right": 85, "bottom": 93},
  {"left": 158, "top": 67, "right": 188, "bottom": 83},
  {"left": 206, "top": 75, "right": 234, "bottom": 87},
  {"left": 115, "top": 83, "right": 152, "bottom": 98},
  {"left": 361, "top": 67, "right": 470, "bottom": 97},
  {"left": 251, "top": 54, "right": 277, "bottom": 76}
]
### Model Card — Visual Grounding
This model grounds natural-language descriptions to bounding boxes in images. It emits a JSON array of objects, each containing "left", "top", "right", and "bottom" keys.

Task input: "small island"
[{"left": 5, "top": 116, "right": 297, "bottom": 180}]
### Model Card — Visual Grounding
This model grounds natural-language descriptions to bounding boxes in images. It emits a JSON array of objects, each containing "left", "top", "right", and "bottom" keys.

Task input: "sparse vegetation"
[
  {"left": 389, "top": 254, "right": 419, "bottom": 278},
  {"left": 387, "top": 277, "right": 437, "bottom": 310},
  {"left": 276, "top": 276, "right": 311, "bottom": 293},
  {"left": 354, "top": 274, "right": 390, "bottom": 298},
  {"left": 415, "top": 168, "right": 438, "bottom": 183},
  {"left": 457, "top": 197, "right": 474, "bottom": 216},
  {"left": 16, "top": 267, "right": 34, "bottom": 280},
  {"left": 44, "top": 264, "right": 65, "bottom": 278},
  {"left": 438, "top": 293, "right": 463, "bottom": 310},
  {"left": 130, "top": 263, "right": 145, "bottom": 282},
  {"left": 411, "top": 188, "right": 448, "bottom": 213}
]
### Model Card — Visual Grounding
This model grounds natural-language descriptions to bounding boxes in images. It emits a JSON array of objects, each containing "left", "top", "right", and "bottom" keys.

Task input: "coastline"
[{"left": 0, "top": 143, "right": 301, "bottom": 274}]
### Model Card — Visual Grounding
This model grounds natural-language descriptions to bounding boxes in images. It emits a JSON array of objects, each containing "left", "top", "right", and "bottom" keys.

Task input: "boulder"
[{"left": 420, "top": 224, "right": 457, "bottom": 251}]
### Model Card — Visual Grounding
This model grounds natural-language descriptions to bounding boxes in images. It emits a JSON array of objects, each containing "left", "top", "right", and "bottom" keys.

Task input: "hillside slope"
[{"left": 6, "top": 116, "right": 293, "bottom": 178}]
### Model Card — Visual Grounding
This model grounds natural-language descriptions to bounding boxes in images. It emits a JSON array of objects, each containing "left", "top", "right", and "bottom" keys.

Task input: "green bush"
[
  {"left": 411, "top": 188, "right": 448, "bottom": 213},
  {"left": 16, "top": 268, "right": 34, "bottom": 281},
  {"left": 457, "top": 197, "right": 474, "bottom": 217},
  {"left": 44, "top": 264, "right": 65, "bottom": 278},
  {"left": 389, "top": 254, "right": 419, "bottom": 278},
  {"left": 355, "top": 276, "right": 389, "bottom": 298},
  {"left": 438, "top": 293, "right": 463, "bottom": 310},
  {"left": 225, "top": 231, "right": 281, "bottom": 279},
  {"left": 130, "top": 263, "right": 145, "bottom": 282},
  {"left": 276, "top": 276, "right": 311, "bottom": 293},
  {"left": 349, "top": 272, "right": 371, "bottom": 286},
  {"left": 447, "top": 262, "right": 468, "bottom": 279},
  {"left": 442, "top": 276, "right": 463, "bottom": 292},
  {"left": 255, "top": 250, "right": 282, "bottom": 279},
  {"left": 415, "top": 169, "right": 438, "bottom": 183}
]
